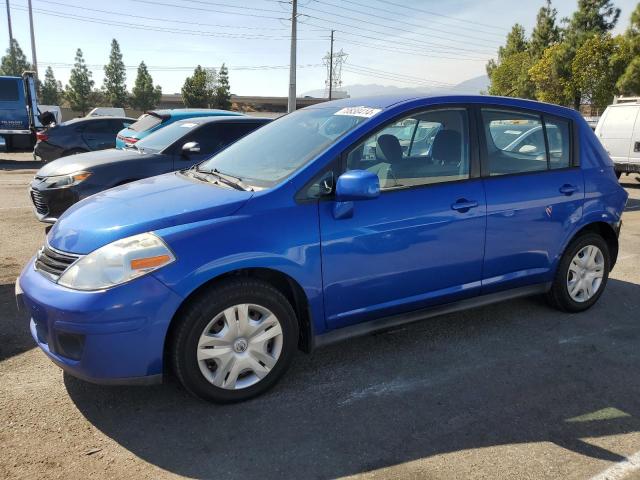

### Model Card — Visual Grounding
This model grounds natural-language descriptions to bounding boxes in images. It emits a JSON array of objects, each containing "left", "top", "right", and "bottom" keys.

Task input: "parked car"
[
  {"left": 17, "top": 95, "right": 627, "bottom": 403},
  {"left": 595, "top": 100, "right": 640, "bottom": 179},
  {"left": 29, "top": 116, "right": 270, "bottom": 223},
  {"left": 87, "top": 107, "right": 126, "bottom": 117},
  {"left": 34, "top": 116, "right": 135, "bottom": 162},
  {"left": 116, "top": 109, "right": 243, "bottom": 148}
]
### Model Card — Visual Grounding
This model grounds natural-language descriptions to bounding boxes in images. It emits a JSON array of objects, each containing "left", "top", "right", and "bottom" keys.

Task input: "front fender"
[{"left": 151, "top": 202, "right": 327, "bottom": 334}]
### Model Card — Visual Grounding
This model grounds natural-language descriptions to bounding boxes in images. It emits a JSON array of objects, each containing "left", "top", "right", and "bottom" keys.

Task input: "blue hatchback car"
[
  {"left": 115, "top": 108, "right": 243, "bottom": 149},
  {"left": 17, "top": 95, "right": 628, "bottom": 403}
]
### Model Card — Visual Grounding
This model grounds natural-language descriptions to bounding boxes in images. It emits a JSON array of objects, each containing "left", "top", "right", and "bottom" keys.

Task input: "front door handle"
[
  {"left": 451, "top": 199, "right": 478, "bottom": 212},
  {"left": 559, "top": 184, "right": 578, "bottom": 195}
]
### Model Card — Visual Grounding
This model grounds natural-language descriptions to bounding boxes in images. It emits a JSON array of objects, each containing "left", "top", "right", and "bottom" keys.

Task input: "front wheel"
[
  {"left": 547, "top": 233, "right": 610, "bottom": 312},
  {"left": 171, "top": 278, "right": 299, "bottom": 403}
]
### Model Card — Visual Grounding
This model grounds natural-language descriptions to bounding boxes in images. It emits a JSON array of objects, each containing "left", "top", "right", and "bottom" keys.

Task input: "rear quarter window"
[{"left": 128, "top": 114, "right": 163, "bottom": 132}]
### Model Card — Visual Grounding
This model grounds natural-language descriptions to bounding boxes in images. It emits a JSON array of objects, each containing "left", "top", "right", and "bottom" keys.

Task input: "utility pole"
[
  {"left": 287, "top": 0, "right": 297, "bottom": 113},
  {"left": 27, "top": 0, "right": 38, "bottom": 78},
  {"left": 328, "top": 30, "right": 334, "bottom": 100},
  {"left": 5, "top": 0, "right": 13, "bottom": 50}
]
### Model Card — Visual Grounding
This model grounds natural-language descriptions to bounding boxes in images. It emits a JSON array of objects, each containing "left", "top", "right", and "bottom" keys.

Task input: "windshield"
[
  {"left": 136, "top": 120, "right": 200, "bottom": 152},
  {"left": 128, "top": 113, "right": 163, "bottom": 132},
  {"left": 197, "top": 107, "right": 372, "bottom": 187}
]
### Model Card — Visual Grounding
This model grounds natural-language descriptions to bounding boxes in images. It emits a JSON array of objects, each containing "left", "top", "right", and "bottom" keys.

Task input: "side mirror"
[
  {"left": 181, "top": 141, "right": 200, "bottom": 155},
  {"left": 335, "top": 170, "right": 380, "bottom": 201}
]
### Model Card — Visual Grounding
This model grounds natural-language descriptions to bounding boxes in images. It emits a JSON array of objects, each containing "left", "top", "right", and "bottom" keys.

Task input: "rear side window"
[
  {"left": 481, "top": 109, "right": 573, "bottom": 175},
  {"left": 0, "top": 78, "right": 20, "bottom": 101},
  {"left": 545, "top": 118, "right": 571, "bottom": 169},
  {"left": 83, "top": 120, "right": 112, "bottom": 134},
  {"left": 128, "top": 114, "right": 163, "bottom": 132}
]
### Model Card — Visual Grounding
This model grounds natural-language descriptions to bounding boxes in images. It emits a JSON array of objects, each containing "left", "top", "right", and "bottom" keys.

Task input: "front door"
[{"left": 319, "top": 107, "right": 487, "bottom": 329}]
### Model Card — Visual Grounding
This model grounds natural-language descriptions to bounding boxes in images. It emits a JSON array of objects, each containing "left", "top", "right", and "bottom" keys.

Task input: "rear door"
[
  {"left": 595, "top": 105, "right": 639, "bottom": 166},
  {"left": 479, "top": 107, "right": 584, "bottom": 293},
  {"left": 82, "top": 119, "right": 116, "bottom": 150}
]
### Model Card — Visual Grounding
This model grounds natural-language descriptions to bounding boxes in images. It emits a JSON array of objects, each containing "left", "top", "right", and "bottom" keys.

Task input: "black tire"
[
  {"left": 615, "top": 171, "right": 622, "bottom": 179},
  {"left": 170, "top": 278, "right": 299, "bottom": 403},
  {"left": 547, "top": 233, "right": 610, "bottom": 312}
]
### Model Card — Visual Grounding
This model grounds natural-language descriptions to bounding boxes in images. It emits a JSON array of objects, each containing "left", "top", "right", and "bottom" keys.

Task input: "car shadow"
[
  {"left": 0, "top": 158, "right": 42, "bottom": 171},
  {"left": 0, "top": 283, "right": 35, "bottom": 361},
  {"left": 65, "top": 278, "right": 640, "bottom": 479}
]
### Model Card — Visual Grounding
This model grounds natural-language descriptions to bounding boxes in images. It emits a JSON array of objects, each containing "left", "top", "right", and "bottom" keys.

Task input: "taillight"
[
  {"left": 123, "top": 137, "right": 138, "bottom": 144},
  {"left": 36, "top": 132, "right": 48, "bottom": 142}
]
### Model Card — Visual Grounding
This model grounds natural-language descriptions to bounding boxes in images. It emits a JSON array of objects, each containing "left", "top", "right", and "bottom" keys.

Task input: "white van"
[
  {"left": 86, "top": 107, "right": 126, "bottom": 118},
  {"left": 594, "top": 99, "right": 640, "bottom": 179}
]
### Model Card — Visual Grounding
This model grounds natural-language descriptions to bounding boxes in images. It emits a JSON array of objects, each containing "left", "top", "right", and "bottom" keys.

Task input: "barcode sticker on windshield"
[
  {"left": 180, "top": 123, "right": 198, "bottom": 128},
  {"left": 334, "top": 106, "right": 381, "bottom": 118}
]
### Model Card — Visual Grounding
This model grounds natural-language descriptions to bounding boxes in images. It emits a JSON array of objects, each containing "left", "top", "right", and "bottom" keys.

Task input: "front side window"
[
  {"left": 346, "top": 109, "right": 470, "bottom": 189},
  {"left": 197, "top": 107, "right": 370, "bottom": 188}
]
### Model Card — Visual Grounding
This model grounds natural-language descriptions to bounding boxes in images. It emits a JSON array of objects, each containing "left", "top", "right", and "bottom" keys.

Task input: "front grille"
[
  {"left": 34, "top": 244, "right": 80, "bottom": 281},
  {"left": 30, "top": 188, "right": 48, "bottom": 215}
]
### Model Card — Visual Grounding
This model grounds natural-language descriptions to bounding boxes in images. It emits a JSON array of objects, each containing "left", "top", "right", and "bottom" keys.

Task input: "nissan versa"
[{"left": 16, "top": 95, "right": 628, "bottom": 403}]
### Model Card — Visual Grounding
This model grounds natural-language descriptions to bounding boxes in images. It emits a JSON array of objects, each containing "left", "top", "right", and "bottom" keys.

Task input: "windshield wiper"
[
  {"left": 197, "top": 167, "right": 251, "bottom": 191},
  {"left": 190, "top": 167, "right": 248, "bottom": 191}
]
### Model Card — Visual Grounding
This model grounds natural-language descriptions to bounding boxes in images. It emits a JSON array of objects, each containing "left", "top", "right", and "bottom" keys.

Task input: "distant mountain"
[{"left": 302, "top": 75, "right": 489, "bottom": 98}]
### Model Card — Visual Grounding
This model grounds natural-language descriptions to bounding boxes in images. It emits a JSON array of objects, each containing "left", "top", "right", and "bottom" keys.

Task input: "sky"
[{"left": 0, "top": 0, "right": 638, "bottom": 97}]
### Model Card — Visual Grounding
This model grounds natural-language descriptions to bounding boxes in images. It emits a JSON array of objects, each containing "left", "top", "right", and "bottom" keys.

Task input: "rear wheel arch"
[
  {"left": 564, "top": 222, "right": 619, "bottom": 268},
  {"left": 163, "top": 267, "right": 313, "bottom": 375}
]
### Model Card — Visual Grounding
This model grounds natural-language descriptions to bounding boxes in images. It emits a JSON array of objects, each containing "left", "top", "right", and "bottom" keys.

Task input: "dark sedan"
[
  {"left": 30, "top": 116, "right": 270, "bottom": 223},
  {"left": 34, "top": 116, "right": 136, "bottom": 162}
]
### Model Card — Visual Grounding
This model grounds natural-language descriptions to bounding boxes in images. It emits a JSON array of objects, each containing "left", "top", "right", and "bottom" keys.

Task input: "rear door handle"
[
  {"left": 451, "top": 199, "right": 478, "bottom": 212},
  {"left": 559, "top": 184, "right": 578, "bottom": 195},
  {"left": 634, "top": 141, "right": 640, "bottom": 152}
]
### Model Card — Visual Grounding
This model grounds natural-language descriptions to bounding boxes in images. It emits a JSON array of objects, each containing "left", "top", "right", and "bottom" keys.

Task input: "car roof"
[
  {"left": 308, "top": 94, "right": 580, "bottom": 118},
  {"left": 172, "top": 116, "right": 272, "bottom": 125},
  {"left": 150, "top": 108, "right": 243, "bottom": 118}
]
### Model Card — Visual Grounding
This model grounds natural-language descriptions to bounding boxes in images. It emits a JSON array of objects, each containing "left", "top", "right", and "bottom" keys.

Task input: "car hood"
[
  {"left": 36, "top": 148, "right": 151, "bottom": 176},
  {"left": 48, "top": 172, "right": 254, "bottom": 254}
]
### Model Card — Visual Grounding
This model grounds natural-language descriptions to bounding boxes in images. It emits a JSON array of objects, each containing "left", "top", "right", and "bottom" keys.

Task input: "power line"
[
  {"left": 133, "top": 0, "right": 286, "bottom": 20},
  {"left": 311, "top": 0, "right": 505, "bottom": 41},
  {"left": 333, "top": 0, "right": 506, "bottom": 38},
  {"left": 12, "top": 5, "right": 325, "bottom": 40},
  {"left": 373, "top": 0, "right": 506, "bottom": 31},
  {"left": 297, "top": 2, "right": 499, "bottom": 48},
  {"left": 42, "top": 61, "right": 323, "bottom": 71},
  {"left": 334, "top": 38, "right": 487, "bottom": 62},
  {"left": 346, "top": 63, "right": 456, "bottom": 87}
]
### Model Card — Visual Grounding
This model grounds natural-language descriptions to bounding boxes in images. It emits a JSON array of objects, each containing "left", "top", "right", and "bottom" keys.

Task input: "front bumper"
[
  {"left": 16, "top": 257, "right": 184, "bottom": 384},
  {"left": 29, "top": 184, "right": 79, "bottom": 224}
]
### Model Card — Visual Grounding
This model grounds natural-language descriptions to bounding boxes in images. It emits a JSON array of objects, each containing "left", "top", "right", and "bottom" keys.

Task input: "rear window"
[
  {"left": 128, "top": 113, "right": 163, "bottom": 132},
  {"left": 0, "top": 78, "right": 20, "bottom": 102}
]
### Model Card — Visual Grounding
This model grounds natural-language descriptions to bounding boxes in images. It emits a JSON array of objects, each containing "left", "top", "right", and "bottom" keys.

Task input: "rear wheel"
[
  {"left": 615, "top": 171, "right": 622, "bottom": 179},
  {"left": 171, "top": 278, "right": 299, "bottom": 403},
  {"left": 547, "top": 233, "right": 610, "bottom": 312}
]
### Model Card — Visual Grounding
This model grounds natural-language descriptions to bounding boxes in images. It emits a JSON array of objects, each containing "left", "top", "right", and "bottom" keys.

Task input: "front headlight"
[
  {"left": 41, "top": 171, "right": 91, "bottom": 189},
  {"left": 58, "top": 233, "right": 175, "bottom": 291}
]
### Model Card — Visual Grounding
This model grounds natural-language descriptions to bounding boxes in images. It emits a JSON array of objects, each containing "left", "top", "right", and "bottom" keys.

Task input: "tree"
[
  {"left": 530, "top": 0, "right": 561, "bottom": 59},
  {"left": 40, "top": 66, "right": 62, "bottom": 105},
  {"left": 65, "top": 49, "right": 94, "bottom": 115},
  {"left": 130, "top": 61, "right": 162, "bottom": 111},
  {"left": 103, "top": 39, "right": 127, "bottom": 107},
  {"left": 182, "top": 65, "right": 215, "bottom": 108},
  {"left": 0, "top": 39, "right": 32, "bottom": 76},
  {"left": 487, "top": 51, "right": 535, "bottom": 99},
  {"left": 529, "top": 44, "right": 573, "bottom": 105},
  {"left": 572, "top": 34, "right": 630, "bottom": 112},
  {"left": 215, "top": 63, "right": 231, "bottom": 109},
  {"left": 487, "top": 24, "right": 532, "bottom": 98},
  {"left": 617, "top": 3, "right": 640, "bottom": 95}
]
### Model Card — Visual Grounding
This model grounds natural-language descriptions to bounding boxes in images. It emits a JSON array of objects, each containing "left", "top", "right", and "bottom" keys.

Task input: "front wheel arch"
[{"left": 163, "top": 267, "right": 313, "bottom": 376}]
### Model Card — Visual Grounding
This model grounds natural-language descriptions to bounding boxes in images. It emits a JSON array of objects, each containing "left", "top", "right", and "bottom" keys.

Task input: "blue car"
[
  {"left": 115, "top": 108, "right": 243, "bottom": 149},
  {"left": 16, "top": 95, "right": 628, "bottom": 403}
]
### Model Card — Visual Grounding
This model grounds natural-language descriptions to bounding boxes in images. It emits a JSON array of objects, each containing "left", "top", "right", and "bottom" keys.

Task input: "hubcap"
[
  {"left": 197, "top": 303, "right": 283, "bottom": 390},
  {"left": 567, "top": 245, "right": 605, "bottom": 303}
]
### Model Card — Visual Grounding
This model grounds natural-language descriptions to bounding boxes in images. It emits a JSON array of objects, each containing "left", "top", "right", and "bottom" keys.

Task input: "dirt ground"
[{"left": 1, "top": 153, "right": 640, "bottom": 479}]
